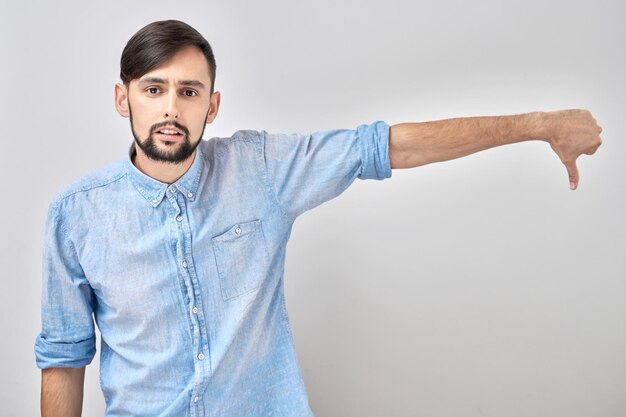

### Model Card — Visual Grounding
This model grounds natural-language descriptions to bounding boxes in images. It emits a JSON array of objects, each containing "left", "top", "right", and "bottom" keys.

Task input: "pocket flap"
[{"left": 212, "top": 219, "right": 260, "bottom": 243}]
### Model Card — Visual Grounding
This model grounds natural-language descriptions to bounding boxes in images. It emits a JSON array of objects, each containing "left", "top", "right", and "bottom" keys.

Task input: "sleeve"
[
  {"left": 34, "top": 200, "right": 96, "bottom": 369},
  {"left": 261, "top": 120, "right": 392, "bottom": 221}
]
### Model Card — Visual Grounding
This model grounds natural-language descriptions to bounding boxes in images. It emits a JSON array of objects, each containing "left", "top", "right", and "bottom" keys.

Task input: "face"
[{"left": 115, "top": 45, "right": 220, "bottom": 164}]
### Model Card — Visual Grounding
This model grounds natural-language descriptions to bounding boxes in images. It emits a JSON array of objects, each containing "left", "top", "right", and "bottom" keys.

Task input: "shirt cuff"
[
  {"left": 34, "top": 333, "right": 96, "bottom": 369},
  {"left": 357, "top": 120, "right": 392, "bottom": 180}
]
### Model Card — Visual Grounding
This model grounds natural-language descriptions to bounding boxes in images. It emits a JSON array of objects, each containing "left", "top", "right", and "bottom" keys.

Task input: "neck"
[{"left": 131, "top": 144, "right": 195, "bottom": 184}]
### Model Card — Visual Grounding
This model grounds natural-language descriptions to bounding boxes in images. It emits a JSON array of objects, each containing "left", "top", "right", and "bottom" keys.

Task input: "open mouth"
[{"left": 155, "top": 129, "right": 184, "bottom": 141}]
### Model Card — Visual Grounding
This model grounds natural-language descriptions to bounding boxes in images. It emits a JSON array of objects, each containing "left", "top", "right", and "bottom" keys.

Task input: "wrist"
[{"left": 529, "top": 111, "right": 550, "bottom": 142}]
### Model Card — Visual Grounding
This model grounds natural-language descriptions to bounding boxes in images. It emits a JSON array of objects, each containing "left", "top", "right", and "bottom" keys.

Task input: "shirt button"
[
  {"left": 235, "top": 227, "right": 241, "bottom": 235},
  {"left": 169, "top": 186, "right": 176, "bottom": 193},
  {"left": 187, "top": 192, "right": 193, "bottom": 199},
  {"left": 194, "top": 396, "right": 199, "bottom": 403},
  {"left": 192, "top": 306, "right": 198, "bottom": 314},
  {"left": 152, "top": 198, "right": 158, "bottom": 204},
  {"left": 182, "top": 260, "right": 187, "bottom": 268},
  {"left": 197, "top": 353, "right": 205, "bottom": 360},
  {"left": 176, "top": 216, "right": 183, "bottom": 222}
]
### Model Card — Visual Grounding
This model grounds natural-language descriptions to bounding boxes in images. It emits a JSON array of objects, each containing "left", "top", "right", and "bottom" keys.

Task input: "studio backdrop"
[{"left": 1, "top": 0, "right": 624, "bottom": 416}]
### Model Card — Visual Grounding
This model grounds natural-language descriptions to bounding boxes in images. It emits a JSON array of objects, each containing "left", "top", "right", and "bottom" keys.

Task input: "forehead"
[{"left": 136, "top": 45, "right": 210, "bottom": 85}]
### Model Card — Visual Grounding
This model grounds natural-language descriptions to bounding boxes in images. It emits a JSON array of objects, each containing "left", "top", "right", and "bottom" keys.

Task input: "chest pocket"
[{"left": 211, "top": 219, "right": 270, "bottom": 301}]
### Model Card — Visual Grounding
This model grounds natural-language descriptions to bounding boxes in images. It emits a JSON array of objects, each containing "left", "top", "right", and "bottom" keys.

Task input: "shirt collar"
[{"left": 124, "top": 142, "right": 204, "bottom": 208}]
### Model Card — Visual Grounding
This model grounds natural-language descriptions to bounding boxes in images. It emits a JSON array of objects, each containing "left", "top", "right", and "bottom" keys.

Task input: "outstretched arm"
[{"left": 388, "top": 109, "right": 603, "bottom": 190}]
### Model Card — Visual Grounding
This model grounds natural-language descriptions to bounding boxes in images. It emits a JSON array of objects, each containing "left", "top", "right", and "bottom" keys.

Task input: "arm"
[
  {"left": 35, "top": 200, "right": 96, "bottom": 415},
  {"left": 262, "top": 121, "right": 390, "bottom": 220},
  {"left": 389, "top": 109, "right": 603, "bottom": 190},
  {"left": 41, "top": 367, "right": 85, "bottom": 417}
]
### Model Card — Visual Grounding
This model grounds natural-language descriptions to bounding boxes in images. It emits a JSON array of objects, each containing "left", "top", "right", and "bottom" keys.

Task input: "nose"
[{"left": 164, "top": 90, "right": 179, "bottom": 119}]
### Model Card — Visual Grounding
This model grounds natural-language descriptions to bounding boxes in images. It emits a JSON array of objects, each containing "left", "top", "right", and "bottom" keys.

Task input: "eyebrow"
[{"left": 137, "top": 77, "right": 206, "bottom": 90}]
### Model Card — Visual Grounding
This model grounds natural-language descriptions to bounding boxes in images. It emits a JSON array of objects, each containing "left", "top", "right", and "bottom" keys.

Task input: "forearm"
[
  {"left": 41, "top": 367, "right": 85, "bottom": 417},
  {"left": 388, "top": 111, "right": 547, "bottom": 169}
]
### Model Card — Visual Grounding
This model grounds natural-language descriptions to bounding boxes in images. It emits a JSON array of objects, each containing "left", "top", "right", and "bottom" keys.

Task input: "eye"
[
  {"left": 146, "top": 87, "right": 159, "bottom": 94},
  {"left": 184, "top": 90, "right": 198, "bottom": 97}
]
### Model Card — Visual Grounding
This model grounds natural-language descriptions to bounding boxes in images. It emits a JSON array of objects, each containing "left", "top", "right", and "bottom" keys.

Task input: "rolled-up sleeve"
[
  {"left": 34, "top": 200, "right": 96, "bottom": 369},
  {"left": 261, "top": 120, "right": 392, "bottom": 221}
]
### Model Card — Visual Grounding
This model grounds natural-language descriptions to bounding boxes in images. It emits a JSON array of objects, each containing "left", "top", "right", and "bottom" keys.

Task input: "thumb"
[{"left": 566, "top": 160, "right": 579, "bottom": 190}]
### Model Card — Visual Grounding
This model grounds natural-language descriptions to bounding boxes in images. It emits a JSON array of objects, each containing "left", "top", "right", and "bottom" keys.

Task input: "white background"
[{"left": 1, "top": 0, "right": 624, "bottom": 416}]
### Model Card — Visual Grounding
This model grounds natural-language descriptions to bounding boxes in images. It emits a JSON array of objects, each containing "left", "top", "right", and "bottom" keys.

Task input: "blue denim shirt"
[{"left": 34, "top": 120, "right": 392, "bottom": 417}]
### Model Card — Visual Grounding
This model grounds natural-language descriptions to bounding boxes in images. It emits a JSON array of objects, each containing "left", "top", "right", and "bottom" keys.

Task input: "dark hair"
[{"left": 120, "top": 20, "right": 216, "bottom": 94}]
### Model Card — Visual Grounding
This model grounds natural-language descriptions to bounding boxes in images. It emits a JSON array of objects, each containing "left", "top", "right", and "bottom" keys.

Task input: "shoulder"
[
  {"left": 199, "top": 130, "right": 263, "bottom": 158},
  {"left": 49, "top": 159, "right": 127, "bottom": 210}
]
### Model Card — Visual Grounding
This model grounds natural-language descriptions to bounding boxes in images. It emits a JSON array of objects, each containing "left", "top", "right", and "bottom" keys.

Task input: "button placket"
[{"left": 172, "top": 186, "right": 210, "bottom": 403}]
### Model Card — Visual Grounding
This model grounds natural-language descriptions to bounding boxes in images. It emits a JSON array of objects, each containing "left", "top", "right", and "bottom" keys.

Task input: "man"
[{"left": 34, "top": 19, "right": 602, "bottom": 417}]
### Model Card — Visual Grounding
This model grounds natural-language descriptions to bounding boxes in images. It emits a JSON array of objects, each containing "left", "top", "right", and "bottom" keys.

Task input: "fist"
[{"left": 542, "top": 109, "right": 603, "bottom": 190}]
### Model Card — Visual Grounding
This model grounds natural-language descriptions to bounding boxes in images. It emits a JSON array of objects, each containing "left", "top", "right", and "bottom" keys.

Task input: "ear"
[
  {"left": 114, "top": 83, "right": 130, "bottom": 118},
  {"left": 205, "top": 91, "right": 221, "bottom": 124}
]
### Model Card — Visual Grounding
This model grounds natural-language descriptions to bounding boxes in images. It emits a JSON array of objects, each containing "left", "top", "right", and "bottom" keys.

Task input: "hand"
[{"left": 542, "top": 109, "right": 603, "bottom": 190}]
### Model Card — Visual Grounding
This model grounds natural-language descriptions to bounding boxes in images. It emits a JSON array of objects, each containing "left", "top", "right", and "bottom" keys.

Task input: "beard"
[{"left": 128, "top": 101, "right": 210, "bottom": 164}]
